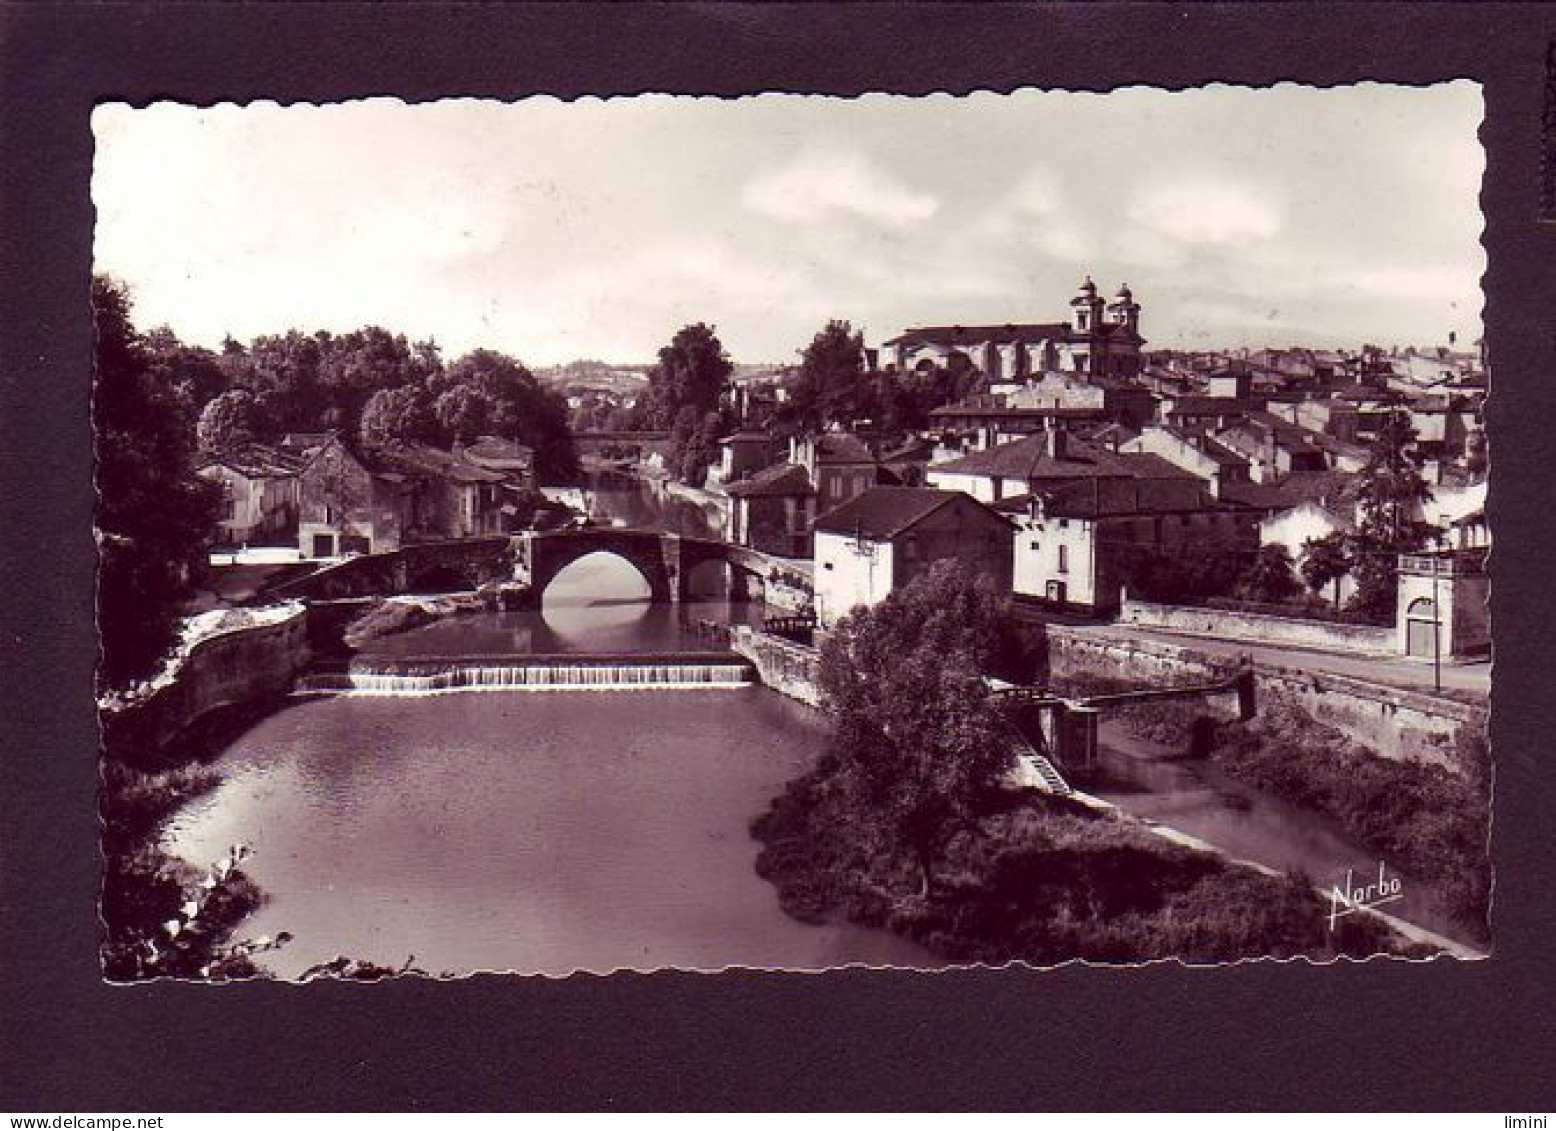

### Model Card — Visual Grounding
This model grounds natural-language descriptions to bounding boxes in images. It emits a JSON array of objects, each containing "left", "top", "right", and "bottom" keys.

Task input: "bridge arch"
[{"left": 522, "top": 528, "right": 678, "bottom": 604}]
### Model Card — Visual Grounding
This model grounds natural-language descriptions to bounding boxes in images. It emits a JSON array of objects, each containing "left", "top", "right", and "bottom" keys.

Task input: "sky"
[{"left": 92, "top": 83, "right": 1485, "bottom": 367}]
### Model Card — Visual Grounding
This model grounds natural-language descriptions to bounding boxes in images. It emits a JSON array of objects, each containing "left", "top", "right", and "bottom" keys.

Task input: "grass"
[
  {"left": 752, "top": 766, "right": 1415, "bottom": 965},
  {"left": 1047, "top": 676, "right": 1491, "bottom": 940},
  {"left": 1206, "top": 703, "right": 1491, "bottom": 939}
]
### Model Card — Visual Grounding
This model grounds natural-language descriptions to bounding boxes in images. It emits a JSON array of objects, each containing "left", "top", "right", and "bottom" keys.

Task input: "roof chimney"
[{"left": 1048, "top": 428, "right": 1069, "bottom": 460}]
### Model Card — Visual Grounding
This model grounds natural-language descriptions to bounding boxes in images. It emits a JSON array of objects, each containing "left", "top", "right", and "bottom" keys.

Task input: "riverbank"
[
  {"left": 1054, "top": 674, "right": 1492, "bottom": 941},
  {"left": 99, "top": 754, "right": 270, "bottom": 980},
  {"left": 751, "top": 764, "right": 1419, "bottom": 965},
  {"left": 340, "top": 591, "right": 492, "bottom": 649}
]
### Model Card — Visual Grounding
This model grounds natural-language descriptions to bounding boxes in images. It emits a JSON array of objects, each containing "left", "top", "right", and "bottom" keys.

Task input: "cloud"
[
  {"left": 1007, "top": 169, "right": 1064, "bottom": 217},
  {"left": 741, "top": 146, "right": 939, "bottom": 228},
  {"left": 1126, "top": 175, "right": 1284, "bottom": 245}
]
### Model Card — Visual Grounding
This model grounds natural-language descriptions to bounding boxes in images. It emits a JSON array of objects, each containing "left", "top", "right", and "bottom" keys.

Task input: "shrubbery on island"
[{"left": 751, "top": 562, "right": 1417, "bottom": 965}]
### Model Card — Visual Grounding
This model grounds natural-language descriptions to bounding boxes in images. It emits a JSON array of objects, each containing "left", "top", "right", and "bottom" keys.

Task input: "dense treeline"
[
  {"left": 94, "top": 277, "right": 224, "bottom": 689},
  {"left": 776, "top": 318, "right": 982, "bottom": 437},
  {"left": 186, "top": 324, "right": 578, "bottom": 482},
  {"left": 93, "top": 274, "right": 581, "bottom": 686}
]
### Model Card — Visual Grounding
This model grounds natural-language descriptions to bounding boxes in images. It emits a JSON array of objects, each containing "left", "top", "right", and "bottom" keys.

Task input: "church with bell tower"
[
  {"left": 882, "top": 275, "right": 1146, "bottom": 384},
  {"left": 1066, "top": 276, "right": 1144, "bottom": 378}
]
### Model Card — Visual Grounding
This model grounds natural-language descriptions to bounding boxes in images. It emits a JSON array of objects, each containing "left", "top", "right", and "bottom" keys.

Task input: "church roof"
[{"left": 882, "top": 322, "right": 1080, "bottom": 348}]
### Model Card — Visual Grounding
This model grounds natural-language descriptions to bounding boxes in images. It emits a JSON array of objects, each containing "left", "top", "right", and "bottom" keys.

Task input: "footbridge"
[{"left": 991, "top": 667, "right": 1257, "bottom": 785}]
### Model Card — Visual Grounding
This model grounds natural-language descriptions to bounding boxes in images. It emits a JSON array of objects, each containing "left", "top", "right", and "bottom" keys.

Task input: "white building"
[{"left": 812, "top": 487, "right": 1014, "bottom": 627}]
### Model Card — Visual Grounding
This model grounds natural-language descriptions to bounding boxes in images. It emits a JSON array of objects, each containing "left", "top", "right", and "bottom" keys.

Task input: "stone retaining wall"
[
  {"left": 1047, "top": 625, "right": 1486, "bottom": 771},
  {"left": 267, "top": 536, "right": 515, "bottom": 601},
  {"left": 1119, "top": 597, "right": 1396, "bottom": 656},
  {"left": 102, "top": 608, "right": 312, "bottom": 758},
  {"left": 730, "top": 626, "right": 822, "bottom": 707}
]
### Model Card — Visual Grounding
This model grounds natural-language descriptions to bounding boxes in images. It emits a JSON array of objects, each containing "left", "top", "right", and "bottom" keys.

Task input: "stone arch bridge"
[
  {"left": 515, "top": 527, "right": 806, "bottom": 604},
  {"left": 265, "top": 529, "right": 811, "bottom": 605}
]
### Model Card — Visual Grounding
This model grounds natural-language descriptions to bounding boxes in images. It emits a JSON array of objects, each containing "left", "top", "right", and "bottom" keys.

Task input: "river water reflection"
[{"left": 164, "top": 552, "right": 937, "bottom": 977}]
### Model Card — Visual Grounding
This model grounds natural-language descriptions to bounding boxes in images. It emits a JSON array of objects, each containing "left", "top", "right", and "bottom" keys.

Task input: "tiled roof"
[
  {"left": 992, "top": 477, "right": 1225, "bottom": 519},
  {"left": 813, "top": 487, "right": 1004, "bottom": 539},
  {"left": 1165, "top": 396, "right": 1262, "bottom": 417},
  {"left": 361, "top": 442, "right": 510, "bottom": 484},
  {"left": 879, "top": 438, "right": 935, "bottom": 463},
  {"left": 1220, "top": 470, "right": 1358, "bottom": 513},
  {"left": 724, "top": 462, "right": 815, "bottom": 498},
  {"left": 883, "top": 322, "right": 1088, "bottom": 348},
  {"left": 928, "top": 403, "right": 1107, "bottom": 420},
  {"left": 930, "top": 434, "right": 1199, "bottom": 483},
  {"left": 810, "top": 432, "right": 877, "bottom": 463},
  {"left": 462, "top": 436, "right": 533, "bottom": 466},
  {"left": 200, "top": 444, "right": 303, "bottom": 479}
]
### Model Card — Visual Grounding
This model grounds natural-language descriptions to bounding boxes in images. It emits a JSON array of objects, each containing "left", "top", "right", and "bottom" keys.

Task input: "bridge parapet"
[
  {"left": 266, "top": 536, "right": 516, "bottom": 602},
  {"left": 513, "top": 527, "right": 813, "bottom": 605}
]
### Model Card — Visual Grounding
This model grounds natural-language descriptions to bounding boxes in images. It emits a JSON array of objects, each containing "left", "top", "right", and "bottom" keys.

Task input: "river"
[
  {"left": 1085, "top": 723, "right": 1469, "bottom": 944},
  {"left": 163, "top": 470, "right": 1467, "bottom": 974},
  {"left": 162, "top": 550, "right": 937, "bottom": 977}
]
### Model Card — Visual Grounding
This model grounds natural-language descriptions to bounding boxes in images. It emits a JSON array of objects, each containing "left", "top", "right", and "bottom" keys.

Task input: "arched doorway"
[{"left": 1405, "top": 595, "right": 1440, "bottom": 659}]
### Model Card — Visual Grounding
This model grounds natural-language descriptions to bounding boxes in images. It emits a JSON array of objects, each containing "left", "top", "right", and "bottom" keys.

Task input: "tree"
[
  {"left": 1355, "top": 410, "right": 1433, "bottom": 550},
  {"left": 789, "top": 319, "right": 866, "bottom": 429},
  {"left": 143, "top": 328, "right": 229, "bottom": 409},
  {"left": 639, "top": 323, "right": 733, "bottom": 429},
  {"left": 817, "top": 561, "right": 1021, "bottom": 886},
  {"left": 442, "top": 349, "right": 579, "bottom": 483},
  {"left": 196, "top": 389, "right": 261, "bottom": 453},
  {"left": 1300, "top": 531, "right": 1353, "bottom": 610},
  {"left": 1236, "top": 543, "right": 1302, "bottom": 604},
  {"left": 315, "top": 326, "right": 440, "bottom": 433},
  {"left": 1346, "top": 410, "right": 1436, "bottom": 622},
  {"left": 433, "top": 384, "right": 493, "bottom": 446},
  {"left": 675, "top": 410, "right": 725, "bottom": 487},
  {"left": 93, "top": 276, "right": 223, "bottom": 689},
  {"left": 359, "top": 385, "right": 436, "bottom": 447}
]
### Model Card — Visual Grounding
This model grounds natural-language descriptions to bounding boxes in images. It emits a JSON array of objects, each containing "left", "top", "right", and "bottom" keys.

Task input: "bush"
[
  {"left": 751, "top": 768, "right": 1409, "bottom": 965},
  {"left": 1206, "top": 701, "right": 1490, "bottom": 938}
]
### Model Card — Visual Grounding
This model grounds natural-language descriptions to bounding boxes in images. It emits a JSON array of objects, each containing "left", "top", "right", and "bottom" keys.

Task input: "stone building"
[
  {"left": 198, "top": 444, "right": 302, "bottom": 547},
  {"left": 295, "top": 435, "right": 520, "bottom": 559},
  {"left": 881, "top": 276, "right": 1145, "bottom": 382},
  {"left": 996, "top": 477, "right": 1254, "bottom": 612},
  {"left": 724, "top": 463, "right": 817, "bottom": 559},
  {"left": 812, "top": 487, "right": 1014, "bottom": 627}
]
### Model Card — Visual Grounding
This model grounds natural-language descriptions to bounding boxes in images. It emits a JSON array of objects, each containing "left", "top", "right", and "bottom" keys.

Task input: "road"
[{"left": 1066, "top": 622, "right": 1490, "bottom": 699}]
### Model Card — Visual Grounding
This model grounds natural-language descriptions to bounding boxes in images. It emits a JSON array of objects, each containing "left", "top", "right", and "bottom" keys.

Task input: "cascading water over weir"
[{"left": 294, "top": 652, "right": 755, "bottom": 695}]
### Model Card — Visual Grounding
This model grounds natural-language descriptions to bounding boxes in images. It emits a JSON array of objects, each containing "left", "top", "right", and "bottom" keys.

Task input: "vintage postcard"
[{"left": 91, "top": 83, "right": 1489, "bottom": 981}]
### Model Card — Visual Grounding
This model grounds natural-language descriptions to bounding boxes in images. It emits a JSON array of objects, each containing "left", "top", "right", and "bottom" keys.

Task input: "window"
[
  {"left": 903, "top": 536, "right": 919, "bottom": 561},
  {"left": 1030, "top": 541, "right": 1041, "bottom": 552},
  {"left": 823, "top": 561, "right": 834, "bottom": 571},
  {"left": 1058, "top": 518, "right": 1069, "bottom": 529},
  {"left": 1057, "top": 545, "right": 1069, "bottom": 573}
]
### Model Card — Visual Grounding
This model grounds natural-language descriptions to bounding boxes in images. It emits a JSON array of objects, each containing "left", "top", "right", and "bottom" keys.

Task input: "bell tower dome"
[
  {"left": 1106, "top": 282, "right": 1141, "bottom": 336},
  {"left": 1069, "top": 275, "right": 1103, "bottom": 333}
]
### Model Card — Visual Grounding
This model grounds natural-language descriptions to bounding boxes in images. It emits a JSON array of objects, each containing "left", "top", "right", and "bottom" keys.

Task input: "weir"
[{"left": 294, "top": 651, "right": 755, "bottom": 695}]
